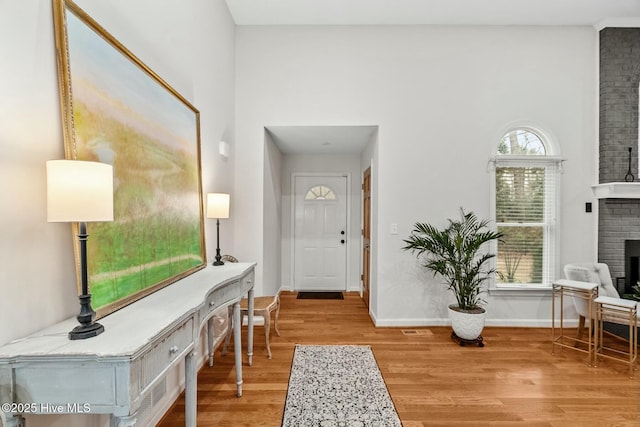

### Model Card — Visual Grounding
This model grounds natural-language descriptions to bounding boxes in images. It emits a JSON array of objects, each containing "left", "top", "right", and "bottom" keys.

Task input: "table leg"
[
  {"left": 233, "top": 301, "right": 243, "bottom": 397},
  {"left": 591, "top": 289, "right": 599, "bottom": 365},
  {"left": 247, "top": 288, "right": 254, "bottom": 366},
  {"left": 110, "top": 414, "right": 137, "bottom": 427},
  {"left": 185, "top": 350, "right": 197, "bottom": 427},
  {"left": 551, "top": 286, "right": 556, "bottom": 355},
  {"left": 2, "top": 413, "right": 25, "bottom": 427},
  {"left": 207, "top": 317, "right": 214, "bottom": 367}
]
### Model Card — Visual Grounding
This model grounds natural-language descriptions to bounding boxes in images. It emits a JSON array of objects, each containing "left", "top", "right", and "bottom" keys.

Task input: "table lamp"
[
  {"left": 47, "top": 160, "right": 114, "bottom": 340},
  {"left": 207, "top": 193, "right": 230, "bottom": 266}
]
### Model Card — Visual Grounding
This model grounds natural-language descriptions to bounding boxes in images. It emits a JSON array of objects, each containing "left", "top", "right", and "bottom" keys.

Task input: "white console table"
[{"left": 0, "top": 262, "right": 256, "bottom": 427}]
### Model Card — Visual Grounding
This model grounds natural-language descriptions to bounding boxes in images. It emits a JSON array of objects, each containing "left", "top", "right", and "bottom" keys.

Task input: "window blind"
[{"left": 494, "top": 159, "right": 558, "bottom": 287}]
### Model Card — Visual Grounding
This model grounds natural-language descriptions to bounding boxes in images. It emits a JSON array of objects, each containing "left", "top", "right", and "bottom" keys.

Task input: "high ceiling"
[
  {"left": 226, "top": 0, "right": 640, "bottom": 27},
  {"left": 228, "top": 0, "right": 640, "bottom": 154},
  {"left": 266, "top": 126, "right": 378, "bottom": 155}
]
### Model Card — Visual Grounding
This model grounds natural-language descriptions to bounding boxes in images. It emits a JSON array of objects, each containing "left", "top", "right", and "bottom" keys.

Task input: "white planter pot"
[{"left": 448, "top": 305, "right": 486, "bottom": 340}]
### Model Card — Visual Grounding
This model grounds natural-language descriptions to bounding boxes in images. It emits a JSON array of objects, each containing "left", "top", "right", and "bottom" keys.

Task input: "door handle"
[{"left": 341, "top": 239, "right": 345, "bottom": 244}]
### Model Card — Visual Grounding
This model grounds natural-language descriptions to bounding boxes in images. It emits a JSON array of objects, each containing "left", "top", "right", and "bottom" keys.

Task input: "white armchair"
[{"left": 563, "top": 262, "right": 638, "bottom": 340}]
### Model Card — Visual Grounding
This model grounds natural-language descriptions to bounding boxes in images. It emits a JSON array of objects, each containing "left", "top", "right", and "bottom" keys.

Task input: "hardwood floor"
[{"left": 159, "top": 292, "right": 640, "bottom": 426}]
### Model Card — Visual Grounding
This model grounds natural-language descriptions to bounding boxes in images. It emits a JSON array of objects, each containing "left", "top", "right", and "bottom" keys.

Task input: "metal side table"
[
  {"left": 594, "top": 295, "right": 638, "bottom": 378},
  {"left": 552, "top": 279, "right": 599, "bottom": 365}
]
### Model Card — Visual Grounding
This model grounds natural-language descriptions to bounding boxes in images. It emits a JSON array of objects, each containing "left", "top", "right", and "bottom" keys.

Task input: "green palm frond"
[{"left": 402, "top": 207, "right": 503, "bottom": 310}]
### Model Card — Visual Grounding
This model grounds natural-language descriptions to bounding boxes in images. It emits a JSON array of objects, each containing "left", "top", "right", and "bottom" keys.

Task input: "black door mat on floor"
[{"left": 296, "top": 291, "right": 344, "bottom": 300}]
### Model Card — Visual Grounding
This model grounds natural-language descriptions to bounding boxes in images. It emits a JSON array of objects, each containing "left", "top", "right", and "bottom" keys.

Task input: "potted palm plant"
[{"left": 402, "top": 208, "right": 502, "bottom": 346}]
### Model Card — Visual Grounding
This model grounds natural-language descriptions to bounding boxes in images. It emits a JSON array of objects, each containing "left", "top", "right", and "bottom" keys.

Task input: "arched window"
[
  {"left": 498, "top": 129, "right": 546, "bottom": 156},
  {"left": 491, "top": 127, "right": 561, "bottom": 289},
  {"left": 305, "top": 185, "right": 336, "bottom": 201}
]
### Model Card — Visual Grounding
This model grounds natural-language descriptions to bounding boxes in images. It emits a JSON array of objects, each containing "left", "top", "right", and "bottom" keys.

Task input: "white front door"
[{"left": 293, "top": 175, "right": 348, "bottom": 291}]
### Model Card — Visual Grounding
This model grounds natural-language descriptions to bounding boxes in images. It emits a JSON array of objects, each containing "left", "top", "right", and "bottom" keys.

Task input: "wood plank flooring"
[{"left": 158, "top": 291, "right": 640, "bottom": 426}]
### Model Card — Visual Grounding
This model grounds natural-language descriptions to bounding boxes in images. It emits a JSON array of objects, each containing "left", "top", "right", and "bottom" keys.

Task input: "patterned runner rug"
[{"left": 282, "top": 345, "right": 402, "bottom": 427}]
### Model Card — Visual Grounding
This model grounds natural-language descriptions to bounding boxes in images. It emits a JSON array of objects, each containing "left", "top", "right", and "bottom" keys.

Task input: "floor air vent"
[{"left": 401, "top": 329, "right": 434, "bottom": 336}]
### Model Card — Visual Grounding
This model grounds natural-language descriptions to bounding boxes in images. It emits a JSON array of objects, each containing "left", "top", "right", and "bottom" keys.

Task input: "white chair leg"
[{"left": 264, "top": 311, "right": 272, "bottom": 359}]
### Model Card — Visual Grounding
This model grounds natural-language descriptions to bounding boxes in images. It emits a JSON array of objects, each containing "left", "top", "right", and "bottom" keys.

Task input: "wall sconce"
[
  {"left": 207, "top": 193, "right": 230, "bottom": 266},
  {"left": 47, "top": 160, "right": 114, "bottom": 340}
]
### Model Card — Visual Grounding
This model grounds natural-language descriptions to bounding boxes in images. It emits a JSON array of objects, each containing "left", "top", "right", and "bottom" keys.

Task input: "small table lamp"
[
  {"left": 207, "top": 193, "right": 230, "bottom": 266},
  {"left": 47, "top": 160, "right": 114, "bottom": 340}
]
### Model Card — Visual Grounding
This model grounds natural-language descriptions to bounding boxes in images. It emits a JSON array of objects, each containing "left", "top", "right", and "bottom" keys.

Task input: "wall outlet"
[
  {"left": 390, "top": 223, "right": 398, "bottom": 235},
  {"left": 585, "top": 202, "right": 592, "bottom": 213}
]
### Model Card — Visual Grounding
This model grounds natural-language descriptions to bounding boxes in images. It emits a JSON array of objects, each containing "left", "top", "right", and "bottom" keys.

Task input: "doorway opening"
[{"left": 263, "top": 125, "right": 378, "bottom": 307}]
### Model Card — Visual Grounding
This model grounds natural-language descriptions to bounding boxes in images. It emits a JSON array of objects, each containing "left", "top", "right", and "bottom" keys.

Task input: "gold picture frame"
[{"left": 52, "top": 0, "right": 207, "bottom": 317}]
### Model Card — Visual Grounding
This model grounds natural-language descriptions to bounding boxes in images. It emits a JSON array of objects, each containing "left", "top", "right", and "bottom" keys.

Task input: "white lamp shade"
[
  {"left": 207, "top": 193, "right": 230, "bottom": 219},
  {"left": 47, "top": 160, "right": 114, "bottom": 222}
]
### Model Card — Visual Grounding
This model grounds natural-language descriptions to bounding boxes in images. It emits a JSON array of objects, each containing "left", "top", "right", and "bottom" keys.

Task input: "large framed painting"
[{"left": 52, "top": 0, "right": 206, "bottom": 317}]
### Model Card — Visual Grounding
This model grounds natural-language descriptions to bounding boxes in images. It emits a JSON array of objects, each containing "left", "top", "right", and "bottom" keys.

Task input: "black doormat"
[{"left": 296, "top": 291, "right": 344, "bottom": 300}]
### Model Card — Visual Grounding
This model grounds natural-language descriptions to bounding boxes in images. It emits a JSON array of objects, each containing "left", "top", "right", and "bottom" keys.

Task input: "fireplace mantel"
[{"left": 592, "top": 182, "right": 640, "bottom": 199}]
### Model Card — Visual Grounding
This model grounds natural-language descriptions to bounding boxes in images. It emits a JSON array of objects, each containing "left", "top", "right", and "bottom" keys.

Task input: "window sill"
[{"left": 488, "top": 286, "right": 552, "bottom": 297}]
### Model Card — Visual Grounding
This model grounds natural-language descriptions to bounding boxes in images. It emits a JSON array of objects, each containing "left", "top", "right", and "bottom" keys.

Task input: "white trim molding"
[
  {"left": 595, "top": 18, "right": 640, "bottom": 32},
  {"left": 592, "top": 182, "right": 640, "bottom": 199}
]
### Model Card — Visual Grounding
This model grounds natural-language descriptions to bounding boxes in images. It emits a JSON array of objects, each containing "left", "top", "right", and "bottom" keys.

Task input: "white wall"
[
  {"left": 263, "top": 131, "right": 283, "bottom": 296},
  {"left": 280, "top": 154, "right": 362, "bottom": 291},
  {"left": 0, "top": 0, "right": 236, "bottom": 425},
  {"left": 234, "top": 25, "right": 598, "bottom": 326},
  {"left": 360, "top": 130, "right": 379, "bottom": 313}
]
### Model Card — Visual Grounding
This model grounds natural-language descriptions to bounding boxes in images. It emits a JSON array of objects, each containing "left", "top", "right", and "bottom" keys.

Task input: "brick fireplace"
[{"left": 597, "top": 28, "right": 640, "bottom": 294}]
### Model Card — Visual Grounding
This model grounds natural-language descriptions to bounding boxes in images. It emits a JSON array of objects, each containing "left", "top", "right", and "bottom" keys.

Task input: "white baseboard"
[
  {"left": 279, "top": 286, "right": 358, "bottom": 293},
  {"left": 374, "top": 317, "right": 578, "bottom": 328},
  {"left": 373, "top": 317, "right": 450, "bottom": 327}
]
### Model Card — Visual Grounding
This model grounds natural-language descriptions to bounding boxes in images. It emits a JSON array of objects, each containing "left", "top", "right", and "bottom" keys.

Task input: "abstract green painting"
[{"left": 53, "top": 0, "right": 206, "bottom": 317}]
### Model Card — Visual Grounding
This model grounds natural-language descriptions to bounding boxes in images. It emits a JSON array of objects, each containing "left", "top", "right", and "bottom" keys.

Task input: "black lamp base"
[
  {"left": 213, "top": 248, "right": 224, "bottom": 266},
  {"left": 212, "top": 218, "right": 224, "bottom": 266},
  {"left": 69, "top": 291, "right": 104, "bottom": 340},
  {"left": 69, "top": 224, "right": 105, "bottom": 340},
  {"left": 69, "top": 321, "right": 104, "bottom": 340}
]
